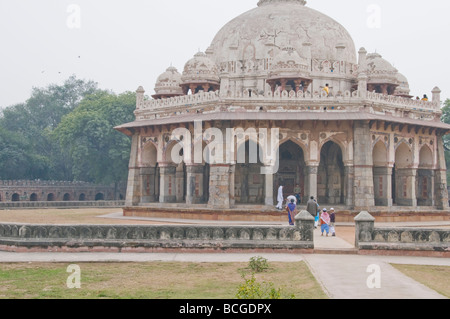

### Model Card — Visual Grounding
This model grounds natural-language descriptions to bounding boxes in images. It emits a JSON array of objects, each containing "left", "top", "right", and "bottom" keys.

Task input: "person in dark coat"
[{"left": 306, "top": 196, "right": 318, "bottom": 218}]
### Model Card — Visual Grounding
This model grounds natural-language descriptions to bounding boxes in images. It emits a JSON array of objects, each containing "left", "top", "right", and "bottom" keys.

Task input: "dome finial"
[{"left": 258, "top": 0, "right": 307, "bottom": 6}]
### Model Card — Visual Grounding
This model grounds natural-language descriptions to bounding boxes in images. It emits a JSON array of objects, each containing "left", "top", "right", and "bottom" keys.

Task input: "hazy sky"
[{"left": 0, "top": 0, "right": 449, "bottom": 108}]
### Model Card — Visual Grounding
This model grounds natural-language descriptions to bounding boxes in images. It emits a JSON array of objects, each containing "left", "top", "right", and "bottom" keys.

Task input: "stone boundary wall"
[
  {"left": 0, "top": 201, "right": 125, "bottom": 210},
  {"left": 0, "top": 180, "right": 127, "bottom": 203},
  {"left": 355, "top": 211, "right": 450, "bottom": 257},
  {"left": 0, "top": 211, "right": 315, "bottom": 253}
]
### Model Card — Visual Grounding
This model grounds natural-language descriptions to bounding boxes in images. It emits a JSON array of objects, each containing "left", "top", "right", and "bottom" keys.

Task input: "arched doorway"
[
  {"left": 63, "top": 193, "right": 71, "bottom": 201},
  {"left": 318, "top": 141, "right": 345, "bottom": 205},
  {"left": 12, "top": 193, "right": 20, "bottom": 202},
  {"left": 235, "top": 140, "right": 265, "bottom": 204},
  {"left": 30, "top": 193, "right": 38, "bottom": 202},
  {"left": 47, "top": 193, "right": 55, "bottom": 202},
  {"left": 394, "top": 142, "right": 415, "bottom": 206},
  {"left": 417, "top": 145, "right": 434, "bottom": 206},
  {"left": 372, "top": 140, "right": 392, "bottom": 206},
  {"left": 95, "top": 193, "right": 105, "bottom": 201},
  {"left": 79, "top": 193, "right": 86, "bottom": 201},
  {"left": 274, "top": 140, "right": 306, "bottom": 204},
  {"left": 141, "top": 142, "right": 159, "bottom": 203}
]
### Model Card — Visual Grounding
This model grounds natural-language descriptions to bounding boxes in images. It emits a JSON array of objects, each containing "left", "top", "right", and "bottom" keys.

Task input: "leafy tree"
[
  {"left": 53, "top": 91, "right": 136, "bottom": 185},
  {"left": 0, "top": 76, "right": 100, "bottom": 181}
]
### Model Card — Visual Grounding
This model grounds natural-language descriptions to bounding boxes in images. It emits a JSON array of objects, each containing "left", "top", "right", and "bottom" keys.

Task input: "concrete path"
[
  {"left": 0, "top": 251, "right": 448, "bottom": 299},
  {"left": 0, "top": 215, "right": 448, "bottom": 299},
  {"left": 304, "top": 254, "right": 448, "bottom": 299}
]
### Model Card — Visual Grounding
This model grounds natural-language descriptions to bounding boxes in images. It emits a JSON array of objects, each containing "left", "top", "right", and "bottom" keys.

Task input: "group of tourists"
[{"left": 277, "top": 184, "right": 337, "bottom": 237}]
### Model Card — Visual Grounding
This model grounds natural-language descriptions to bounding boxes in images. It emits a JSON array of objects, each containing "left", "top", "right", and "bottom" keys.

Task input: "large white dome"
[{"left": 208, "top": 0, "right": 357, "bottom": 66}]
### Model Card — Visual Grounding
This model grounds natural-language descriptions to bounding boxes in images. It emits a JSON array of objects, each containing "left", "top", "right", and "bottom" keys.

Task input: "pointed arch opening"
[
  {"left": 417, "top": 145, "right": 435, "bottom": 206},
  {"left": 235, "top": 140, "right": 265, "bottom": 204},
  {"left": 273, "top": 140, "right": 306, "bottom": 205},
  {"left": 318, "top": 141, "right": 345, "bottom": 205}
]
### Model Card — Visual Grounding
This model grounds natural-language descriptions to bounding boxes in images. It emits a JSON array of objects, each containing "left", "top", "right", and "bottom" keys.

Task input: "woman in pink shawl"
[{"left": 320, "top": 209, "right": 331, "bottom": 237}]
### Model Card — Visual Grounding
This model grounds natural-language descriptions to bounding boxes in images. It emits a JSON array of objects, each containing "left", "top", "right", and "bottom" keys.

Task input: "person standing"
[
  {"left": 329, "top": 208, "right": 336, "bottom": 237},
  {"left": 307, "top": 196, "right": 318, "bottom": 218},
  {"left": 276, "top": 185, "right": 284, "bottom": 210},
  {"left": 286, "top": 198, "right": 297, "bottom": 226},
  {"left": 320, "top": 209, "right": 331, "bottom": 237},
  {"left": 294, "top": 184, "right": 302, "bottom": 204}
]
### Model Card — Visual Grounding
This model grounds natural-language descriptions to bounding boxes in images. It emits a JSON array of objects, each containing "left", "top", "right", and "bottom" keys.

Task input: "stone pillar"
[
  {"left": 353, "top": 121, "right": 375, "bottom": 209},
  {"left": 373, "top": 167, "right": 393, "bottom": 206},
  {"left": 185, "top": 164, "right": 205, "bottom": 205},
  {"left": 294, "top": 210, "right": 315, "bottom": 245},
  {"left": 358, "top": 47, "right": 367, "bottom": 70},
  {"left": 344, "top": 165, "right": 355, "bottom": 206},
  {"left": 159, "top": 165, "right": 177, "bottom": 203},
  {"left": 432, "top": 87, "right": 441, "bottom": 107},
  {"left": 264, "top": 168, "right": 274, "bottom": 206},
  {"left": 357, "top": 73, "right": 368, "bottom": 99},
  {"left": 354, "top": 211, "right": 375, "bottom": 249},
  {"left": 208, "top": 164, "right": 231, "bottom": 209},
  {"left": 139, "top": 167, "right": 157, "bottom": 203},
  {"left": 305, "top": 165, "right": 319, "bottom": 199},
  {"left": 395, "top": 168, "right": 417, "bottom": 207},
  {"left": 354, "top": 135, "right": 372, "bottom": 207},
  {"left": 125, "top": 134, "right": 140, "bottom": 206},
  {"left": 229, "top": 164, "right": 236, "bottom": 206},
  {"left": 175, "top": 164, "right": 185, "bottom": 203},
  {"left": 417, "top": 169, "right": 435, "bottom": 206},
  {"left": 434, "top": 136, "right": 449, "bottom": 210}
]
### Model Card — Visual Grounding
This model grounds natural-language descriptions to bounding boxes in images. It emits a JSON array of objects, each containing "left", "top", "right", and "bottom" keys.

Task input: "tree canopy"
[{"left": 0, "top": 76, "right": 135, "bottom": 184}]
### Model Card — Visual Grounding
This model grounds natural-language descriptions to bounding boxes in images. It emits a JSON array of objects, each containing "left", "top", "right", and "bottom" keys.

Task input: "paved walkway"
[{"left": 0, "top": 214, "right": 448, "bottom": 299}]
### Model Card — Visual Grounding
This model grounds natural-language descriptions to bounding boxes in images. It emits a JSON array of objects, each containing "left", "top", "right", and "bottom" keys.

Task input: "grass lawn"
[
  {"left": 391, "top": 264, "right": 450, "bottom": 298},
  {"left": 0, "top": 261, "right": 328, "bottom": 299}
]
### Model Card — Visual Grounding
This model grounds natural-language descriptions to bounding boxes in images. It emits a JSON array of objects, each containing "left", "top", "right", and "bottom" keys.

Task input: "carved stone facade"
[{"left": 116, "top": 0, "right": 450, "bottom": 218}]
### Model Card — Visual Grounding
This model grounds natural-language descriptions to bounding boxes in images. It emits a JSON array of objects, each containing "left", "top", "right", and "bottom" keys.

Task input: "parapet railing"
[
  {"left": 354, "top": 211, "right": 449, "bottom": 254},
  {"left": 0, "top": 211, "right": 315, "bottom": 252},
  {"left": 137, "top": 89, "right": 439, "bottom": 111}
]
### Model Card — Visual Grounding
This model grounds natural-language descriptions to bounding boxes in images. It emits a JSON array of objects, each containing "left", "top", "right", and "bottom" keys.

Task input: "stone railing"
[
  {"left": 366, "top": 92, "right": 439, "bottom": 110},
  {"left": 0, "top": 211, "right": 315, "bottom": 252},
  {"left": 137, "top": 89, "right": 439, "bottom": 112},
  {"left": 355, "top": 212, "right": 450, "bottom": 255}
]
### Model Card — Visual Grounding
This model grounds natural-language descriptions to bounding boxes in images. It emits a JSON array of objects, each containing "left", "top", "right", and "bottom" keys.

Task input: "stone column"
[
  {"left": 373, "top": 167, "right": 393, "bottom": 206},
  {"left": 264, "top": 167, "right": 274, "bottom": 206},
  {"left": 159, "top": 164, "right": 177, "bottom": 203},
  {"left": 395, "top": 168, "right": 417, "bottom": 207},
  {"left": 125, "top": 134, "right": 140, "bottom": 206},
  {"left": 208, "top": 164, "right": 231, "bottom": 209},
  {"left": 139, "top": 167, "right": 157, "bottom": 203},
  {"left": 305, "top": 164, "right": 319, "bottom": 199},
  {"left": 434, "top": 136, "right": 449, "bottom": 210},
  {"left": 185, "top": 164, "right": 205, "bottom": 205},
  {"left": 353, "top": 121, "right": 375, "bottom": 209},
  {"left": 175, "top": 164, "right": 185, "bottom": 203},
  {"left": 229, "top": 164, "right": 236, "bottom": 206},
  {"left": 417, "top": 169, "right": 435, "bottom": 206},
  {"left": 344, "top": 165, "right": 355, "bottom": 206},
  {"left": 354, "top": 211, "right": 375, "bottom": 249}
]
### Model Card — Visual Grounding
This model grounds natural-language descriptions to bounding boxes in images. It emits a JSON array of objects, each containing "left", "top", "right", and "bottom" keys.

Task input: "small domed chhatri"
[
  {"left": 116, "top": 0, "right": 450, "bottom": 222},
  {"left": 152, "top": 66, "right": 184, "bottom": 100},
  {"left": 181, "top": 52, "right": 220, "bottom": 95}
]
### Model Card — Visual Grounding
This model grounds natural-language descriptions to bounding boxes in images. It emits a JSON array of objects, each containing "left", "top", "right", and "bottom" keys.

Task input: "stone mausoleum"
[{"left": 116, "top": 0, "right": 450, "bottom": 221}]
